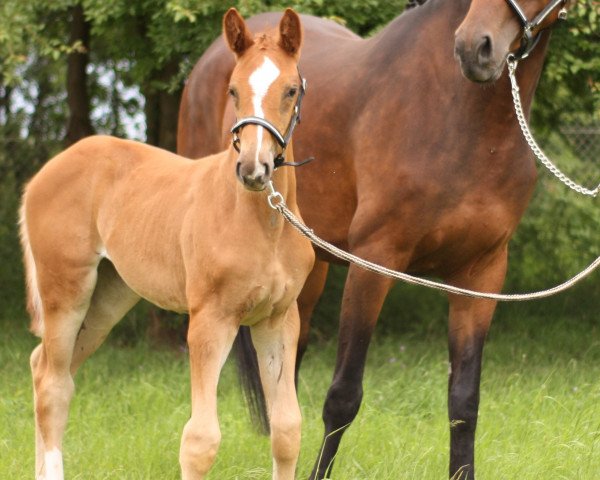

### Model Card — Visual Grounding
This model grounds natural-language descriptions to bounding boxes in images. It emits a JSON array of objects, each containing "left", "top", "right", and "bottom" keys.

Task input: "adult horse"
[
  {"left": 21, "top": 8, "right": 313, "bottom": 480},
  {"left": 177, "top": 0, "right": 572, "bottom": 478}
]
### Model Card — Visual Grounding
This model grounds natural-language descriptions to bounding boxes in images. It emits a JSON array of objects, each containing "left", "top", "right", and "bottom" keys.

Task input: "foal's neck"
[{"left": 224, "top": 146, "right": 297, "bottom": 237}]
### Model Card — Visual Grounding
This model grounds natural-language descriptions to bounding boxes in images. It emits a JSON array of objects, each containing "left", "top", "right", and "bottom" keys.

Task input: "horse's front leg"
[
  {"left": 179, "top": 308, "right": 238, "bottom": 480},
  {"left": 310, "top": 265, "right": 394, "bottom": 480},
  {"left": 295, "top": 259, "right": 330, "bottom": 381},
  {"left": 445, "top": 248, "right": 508, "bottom": 480},
  {"left": 251, "top": 303, "right": 303, "bottom": 480}
]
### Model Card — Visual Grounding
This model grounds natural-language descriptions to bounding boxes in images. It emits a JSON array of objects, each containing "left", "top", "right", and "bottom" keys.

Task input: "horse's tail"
[
  {"left": 234, "top": 326, "right": 270, "bottom": 435},
  {"left": 18, "top": 197, "right": 44, "bottom": 337}
]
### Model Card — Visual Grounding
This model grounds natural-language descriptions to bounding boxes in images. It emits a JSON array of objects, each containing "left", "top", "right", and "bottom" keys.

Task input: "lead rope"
[
  {"left": 266, "top": 182, "right": 600, "bottom": 301},
  {"left": 507, "top": 56, "right": 600, "bottom": 197}
]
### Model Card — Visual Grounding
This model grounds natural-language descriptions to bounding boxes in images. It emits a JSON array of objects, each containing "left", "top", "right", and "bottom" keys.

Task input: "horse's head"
[
  {"left": 454, "top": 0, "right": 571, "bottom": 82},
  {"left": 224, "top": 8, "right": 303, "bottom": 191}
]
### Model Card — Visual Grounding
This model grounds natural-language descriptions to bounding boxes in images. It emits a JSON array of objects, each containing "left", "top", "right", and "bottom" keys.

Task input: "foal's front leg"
[
  {"left": 179, "top": 310, "right": 238, "bottom": 480},
  {"left": 251, "top": 304, "right": 302, "bottom": 480}
]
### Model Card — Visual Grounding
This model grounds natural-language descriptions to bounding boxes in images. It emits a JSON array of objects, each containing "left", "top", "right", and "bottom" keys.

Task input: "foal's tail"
[
  {"left": 234, "top": 326, "right": 270, "bottom": 435},
  {"left": 18, "top": 199, "right": 44, "bottom": 337}
]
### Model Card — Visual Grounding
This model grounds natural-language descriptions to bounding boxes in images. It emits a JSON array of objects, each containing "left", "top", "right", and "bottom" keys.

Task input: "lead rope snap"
[{"left": 267, "top": 181, "right": 284, "bottom": 209}]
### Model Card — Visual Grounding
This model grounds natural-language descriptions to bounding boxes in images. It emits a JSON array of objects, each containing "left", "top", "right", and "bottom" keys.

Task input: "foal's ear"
[
  {"left": 278, "top": 8, "right": 302, "bottom": 57},
  {"left": 223, "top": 8, "right": 254, "bottom": 57}
]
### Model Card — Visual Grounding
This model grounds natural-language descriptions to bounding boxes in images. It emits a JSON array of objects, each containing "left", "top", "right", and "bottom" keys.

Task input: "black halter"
[
  {"left": 230, "top": 69, "right": 313, "bottom": 169},
  {"left": 505, "top": 0, "right": 568, "bottom": 60}
]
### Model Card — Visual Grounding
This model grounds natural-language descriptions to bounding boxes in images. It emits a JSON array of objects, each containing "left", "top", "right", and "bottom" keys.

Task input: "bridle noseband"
[
  {"left": 230, "top": 69, "right": 312, "bottom": 169},
  {"left": 505, "top": 0, "right": 568, "bottom": 60}
]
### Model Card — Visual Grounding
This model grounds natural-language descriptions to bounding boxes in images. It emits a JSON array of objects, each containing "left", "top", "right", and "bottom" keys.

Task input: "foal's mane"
[{"left": 406, "top": 0, "right": 429, "bottom": 9}]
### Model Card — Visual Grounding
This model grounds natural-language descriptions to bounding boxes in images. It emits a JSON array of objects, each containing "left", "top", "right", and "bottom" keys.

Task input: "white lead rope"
[{"left": 267, "top": 184, "right": 600, "bottom": 302}]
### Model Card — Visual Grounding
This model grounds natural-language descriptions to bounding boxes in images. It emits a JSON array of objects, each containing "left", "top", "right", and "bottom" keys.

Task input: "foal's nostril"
[
  {"left": 476, "top": 35, "right": 492, "bottom": 63},
  {"left": 236, "top": 161, "right": 241, "bottom": 178}
]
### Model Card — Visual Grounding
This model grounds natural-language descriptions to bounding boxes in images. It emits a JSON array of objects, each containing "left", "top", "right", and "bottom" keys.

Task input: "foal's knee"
[
  {"left": 270, "top": 408, "right": 302, "bottom": 464},
  {"left": 179, "top": 419, "right": 221, "bottom": 479}
]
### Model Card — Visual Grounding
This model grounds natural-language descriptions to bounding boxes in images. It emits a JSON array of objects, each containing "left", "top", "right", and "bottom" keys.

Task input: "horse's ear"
[
  {"left": 278, "top": 8, "right": 302, "bottom": 57},
  {"left": 223, "top": 8, "right": 254, "bottom": 57}
]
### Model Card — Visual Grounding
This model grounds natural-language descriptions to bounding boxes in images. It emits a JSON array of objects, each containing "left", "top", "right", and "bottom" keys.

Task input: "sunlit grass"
[{"left": 2, "top": 300, "right": 600, "bottom": 479}]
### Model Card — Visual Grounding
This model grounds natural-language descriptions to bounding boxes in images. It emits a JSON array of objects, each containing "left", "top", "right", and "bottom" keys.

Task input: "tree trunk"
[
  {"left": 142, "top": 58, "right": 182, "bottom": 152},
  {"left": 65, "top": 4, "right": 94, "bottom": 146}
]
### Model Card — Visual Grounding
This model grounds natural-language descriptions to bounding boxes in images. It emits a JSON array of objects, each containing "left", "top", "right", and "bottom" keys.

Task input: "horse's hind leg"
[
  {"left": 70, "top": 260, "right": 140, "bottom": 374},
  {"left": 251, "top": 303, "right": 302, "bottom": 480},
  {"left": 445, "top": 249, "right": 508, "bottom": 480},
  {"left": 30, "top": 262, "right": 98, "bottom": 480},
  {"left": 179, "top": 307, "right": 239, "bottom": 479}
]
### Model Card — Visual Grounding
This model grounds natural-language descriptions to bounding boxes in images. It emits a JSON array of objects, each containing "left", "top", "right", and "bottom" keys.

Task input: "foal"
[{"left": 21, "top": 8, "right": 313, "bottom": 480}]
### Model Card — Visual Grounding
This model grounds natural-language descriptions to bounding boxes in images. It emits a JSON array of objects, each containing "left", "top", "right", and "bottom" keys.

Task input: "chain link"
[
  {"left": 268, "top": 196, "right": 600, "bottom": 302},
  {"left": 508, "top": 57, "right": 600, "bottom": 197}
]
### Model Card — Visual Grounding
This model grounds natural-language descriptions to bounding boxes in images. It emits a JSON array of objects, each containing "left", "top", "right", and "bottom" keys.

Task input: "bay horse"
[
  {"left": 177, "top": 0, "right": 572, "bottom": 478},
  {"left": 21, "top": 8, "right": 313, "bottom": 480}
]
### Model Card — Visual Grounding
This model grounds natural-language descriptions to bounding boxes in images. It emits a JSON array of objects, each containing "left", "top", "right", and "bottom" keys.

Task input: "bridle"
[
  {"left": 230, "top": 69, "right": 313, "bottom": 169},
  {"left": 505, "top": 0, "right": 568, "bottom": 60}
]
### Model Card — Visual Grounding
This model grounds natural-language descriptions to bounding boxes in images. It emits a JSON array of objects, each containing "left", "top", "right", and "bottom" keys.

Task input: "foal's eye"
[
  {"left": 228, "top": 87, "right": 238, "bottom": 98},
  {"left": 287, "top": 87, "right": 298, "bottom": 98}
]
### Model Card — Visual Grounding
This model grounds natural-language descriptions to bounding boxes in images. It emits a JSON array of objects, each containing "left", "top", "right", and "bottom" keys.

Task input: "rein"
[
  {"left": 505, "top": 0, "right": 568, "bottom": 60},
  {"left": 231, "top": 69, "right": 313, "bottom": 169},
  {"left": 266, "top": 182, "right": 600, "bottom": 302}
]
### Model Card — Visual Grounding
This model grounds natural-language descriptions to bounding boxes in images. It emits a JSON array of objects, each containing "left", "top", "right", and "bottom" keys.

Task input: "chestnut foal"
[{"left": 20, "top": 8, "right": 313, "bottom": 480}]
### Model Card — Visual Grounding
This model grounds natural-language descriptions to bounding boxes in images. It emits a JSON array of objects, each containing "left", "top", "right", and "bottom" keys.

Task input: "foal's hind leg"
[
  {"left": 31, "top": 264, "right": 98, "bottom": 480},
  {"left": 251, "top": 303, "right": 302, "bottom": 480},
  {"left": 70, "top": 260, "right": 140, "bottom": 374},
  {"left": 179, "top": 307, "right": 239, "bottom": 479}
]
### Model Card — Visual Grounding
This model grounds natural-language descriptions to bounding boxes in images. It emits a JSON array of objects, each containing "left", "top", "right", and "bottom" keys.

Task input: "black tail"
[{"left": 234, "top": 326, "right": 270, "bottom": 435}]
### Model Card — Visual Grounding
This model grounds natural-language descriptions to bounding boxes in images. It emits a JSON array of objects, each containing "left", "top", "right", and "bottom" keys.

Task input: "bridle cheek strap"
[
  {"left": 505, "top": 0, "right": 568, "bottom": 60},
  {"left": 230, "top": 74, "right": 313, "bottom": 169}
]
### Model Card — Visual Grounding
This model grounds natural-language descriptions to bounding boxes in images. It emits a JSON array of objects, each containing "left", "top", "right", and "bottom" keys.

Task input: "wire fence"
[{"left": 535, "top": 121, "right": 600, "bottom": 186}]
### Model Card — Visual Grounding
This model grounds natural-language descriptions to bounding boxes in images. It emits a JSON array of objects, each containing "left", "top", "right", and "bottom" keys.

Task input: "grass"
[{"left": 2, "top": 297, "right": 600, "bottom": 479}]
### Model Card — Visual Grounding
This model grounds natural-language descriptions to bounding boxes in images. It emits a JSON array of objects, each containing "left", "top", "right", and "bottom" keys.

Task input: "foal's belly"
[{"left": 108, "top": 253, "right": 189, "bottom": 313}]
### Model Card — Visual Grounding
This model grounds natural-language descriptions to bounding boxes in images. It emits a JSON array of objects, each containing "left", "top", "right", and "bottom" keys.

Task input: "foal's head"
[
  {"left": 454, "top": 0, "right": 572, "bottom": 82},
  {"left": 224, "top": 8, "right": 303, "bottom": 191}
]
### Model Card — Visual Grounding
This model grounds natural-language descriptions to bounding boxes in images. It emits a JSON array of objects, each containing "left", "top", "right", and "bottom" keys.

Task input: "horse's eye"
[
  {"left": 228, "top": 87, "right": 238, "bottom": 98},
  {"left": 287, "top": 87, "right": 298, "bottom": 98}
]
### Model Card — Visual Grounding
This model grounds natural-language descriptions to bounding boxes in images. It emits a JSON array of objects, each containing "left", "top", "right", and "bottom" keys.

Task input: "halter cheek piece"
[
  {"left": 505, "top": 0, "right": 568, "bottom": 60},
  {"left": 230, "top": 69, "right": 313, "bottom": 169}
]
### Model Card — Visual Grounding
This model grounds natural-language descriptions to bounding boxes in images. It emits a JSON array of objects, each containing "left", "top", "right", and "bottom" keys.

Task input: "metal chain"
[
  {"left": 508, "top": 57, "right": 600, "bottom": 197},
  {"left": 267, "top": 186, "right": 600, "bottom": 302}
]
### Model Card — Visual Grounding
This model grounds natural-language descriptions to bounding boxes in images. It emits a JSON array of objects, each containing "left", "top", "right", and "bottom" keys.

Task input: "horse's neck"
[
  {"left": 512, "top": 32, "right": 551, "bottom": 117},
  {"left": 371, "top": 0, "right": 550, "bottom": 114}
]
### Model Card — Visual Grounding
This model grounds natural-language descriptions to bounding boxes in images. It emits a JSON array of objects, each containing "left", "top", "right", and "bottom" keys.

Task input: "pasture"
[{"left": 2, "top": 282, "right": 600, "bottom": 479}]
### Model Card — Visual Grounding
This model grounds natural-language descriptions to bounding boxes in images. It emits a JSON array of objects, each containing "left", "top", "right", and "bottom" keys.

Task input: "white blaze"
[{"left": 248, "top": 56, "right": 280, "bottom": 168}]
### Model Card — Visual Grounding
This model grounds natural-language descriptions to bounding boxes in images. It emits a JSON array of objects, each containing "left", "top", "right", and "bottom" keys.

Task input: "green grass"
[{"left": 2, "top": 299, "right": 600, "bottom": 479}]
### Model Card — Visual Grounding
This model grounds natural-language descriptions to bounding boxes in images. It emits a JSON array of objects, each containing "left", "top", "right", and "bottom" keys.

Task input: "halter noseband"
[
  {"left": 230, "top": 70, "right": 312, "bottom": 169},
  {"left": 505, "top": 0, "right": 568, "bottom": 60}
]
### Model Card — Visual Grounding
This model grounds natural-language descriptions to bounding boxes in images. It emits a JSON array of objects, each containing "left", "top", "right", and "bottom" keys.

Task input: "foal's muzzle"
[{"left": 236, "top": 154, "right": 272, "bottom": 191}]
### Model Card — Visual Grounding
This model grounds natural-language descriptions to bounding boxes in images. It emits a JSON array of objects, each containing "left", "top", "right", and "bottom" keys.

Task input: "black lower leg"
[{"left": 448, "top": 334, "right": 485, "bottom": 479}]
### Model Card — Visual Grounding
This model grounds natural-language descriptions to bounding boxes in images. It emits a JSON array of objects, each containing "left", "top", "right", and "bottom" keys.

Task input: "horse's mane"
[{"left": 406, "top": 0, "right": 428, "bottom": 9}]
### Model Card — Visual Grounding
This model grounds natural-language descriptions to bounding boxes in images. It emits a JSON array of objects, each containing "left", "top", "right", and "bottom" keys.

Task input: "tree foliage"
[{"left": 0, "top": 0, "right": 598, "bottom": 320}]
